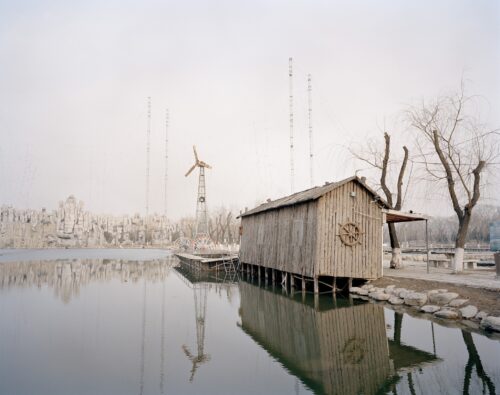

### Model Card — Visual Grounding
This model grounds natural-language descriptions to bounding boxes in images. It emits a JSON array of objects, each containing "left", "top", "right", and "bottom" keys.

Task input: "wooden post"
[
  {"left": 332, "top": 277, "right": 337, "bottom": 294},
  {"left": 301, "top": 276, "right": 306, "bottom": 295},
  {"left": 258, "top": 266, "right": 261, "bottom": 286},
  {"left": 283, "top": 272, "right": 288, "bottom": 290},
  {"left": 313, "top": 276, "right": 319, "bottom": 294},
  {"left": 264, "top": 268, "right": 268, "bottom": 284},
  {"left": 348, "top": 277, "right": 353, "bottom": 292},
  {"left": 290, "top": 274, "right": 295, "bottom": 289},
  {"left": 272, "top": 269, "right": 275, "bottom": 283}
]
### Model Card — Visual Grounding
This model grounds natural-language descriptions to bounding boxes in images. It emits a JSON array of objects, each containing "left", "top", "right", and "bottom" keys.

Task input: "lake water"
[{"left": 0, "top": 249, "right": 499, "bottom": 395}]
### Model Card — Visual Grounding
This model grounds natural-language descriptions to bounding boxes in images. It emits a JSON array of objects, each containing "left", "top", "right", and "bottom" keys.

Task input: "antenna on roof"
[
  {"left": 145, "top": 97, "right": 151, "bottom": 219},
  {"left": 308, "top": 74, "right": 314, "bottom": 187},
  {"left": 164, "top": 108, "right": 169, "bottom": 218},
  {"left": 289, "top": 57, "right": 295, "bottom": 193}
]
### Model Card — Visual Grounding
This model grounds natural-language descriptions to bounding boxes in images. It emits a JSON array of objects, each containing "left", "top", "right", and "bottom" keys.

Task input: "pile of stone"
[{"left": 350, "top": 284, "right": 500, "bottom": 333}]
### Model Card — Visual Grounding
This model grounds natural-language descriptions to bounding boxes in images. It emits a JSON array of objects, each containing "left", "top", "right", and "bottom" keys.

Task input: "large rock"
[
  {"left": 475, "top": 311, "right": 489, "bottom": 321},
  {"left": 398, "top": 289, "right": 410, "bottom": 299},
  {"left": 434, "top": 309, "right": 460, "bottom": 319},
  {"left": 385, "top": 285, "right": 396, "bottom": 294},
  {"left": 369, "top": 291, "right": 391, "bottom": 301},
  {"left": 428, "top": 289, "right": 448, "bottom": 296},
  {"left": 349, "top": 287, "right": 369, "bottom": 296},
  {"left": 428, "top": 292, "right": 459, "bottom": 305},
  {"left": 460, "top": 305, "right": 478, "bottom": 319},
  {"left": 361, "top": 284, "right": 374, "bottom": 291},
  {"left": 480, "top": 316, "right": 500, "bottom": 332},
  {"left": 449, "top": 298, "right": 469, "bottom": 308},
  {"left": 420, "top": 305, "right": 441, "bottom": 313},
  {"left": 388, "top": 296, "right": 404, "bottom": 305},
  {"left": 404, "top": 292, "right": 428, "bottom": 307}
]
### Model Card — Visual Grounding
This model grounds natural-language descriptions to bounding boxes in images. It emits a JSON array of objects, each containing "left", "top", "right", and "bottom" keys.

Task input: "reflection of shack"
[{"left": 238, "top": 282, "right": 438, "bottom": 395}]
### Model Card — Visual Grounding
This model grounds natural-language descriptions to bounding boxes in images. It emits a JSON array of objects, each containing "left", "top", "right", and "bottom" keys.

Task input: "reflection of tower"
[
  {"left": 139, "top": 280, "right": 147, "bottom": 395},
  {"left": 159, "top": 279, "right": 166, "bottom": 394},
  {"left": 182, "top": 284, "right": 210, "bottom": 382},
  {"left": 184, "top": 146, "right": 211, "bottom": 236}
]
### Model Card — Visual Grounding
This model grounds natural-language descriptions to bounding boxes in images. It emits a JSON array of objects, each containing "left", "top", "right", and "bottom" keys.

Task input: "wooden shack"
[{"left": 239, "top": 176, "right": 424, "bottom": 291}]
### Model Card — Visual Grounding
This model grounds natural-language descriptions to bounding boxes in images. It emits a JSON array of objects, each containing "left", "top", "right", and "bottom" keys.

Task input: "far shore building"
[{"left": 238, "top": 176, "right": 426, "bottom": 292}]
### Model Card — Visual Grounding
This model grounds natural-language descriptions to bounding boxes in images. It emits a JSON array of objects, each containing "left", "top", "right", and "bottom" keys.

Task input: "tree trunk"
[
  {"left": 453, "top": 209, "right": 472, "bottom": 272},
  {"left": 393, "top": 312, "right": 403, "bottom": 345},
  {"left": 389, "top": 223, "right": 402, "bottom": 269}
]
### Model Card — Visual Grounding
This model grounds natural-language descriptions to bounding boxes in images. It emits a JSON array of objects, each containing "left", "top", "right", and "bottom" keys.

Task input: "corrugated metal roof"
[{"left": 240, "top": 176, "right": 387, "bottom": 218}]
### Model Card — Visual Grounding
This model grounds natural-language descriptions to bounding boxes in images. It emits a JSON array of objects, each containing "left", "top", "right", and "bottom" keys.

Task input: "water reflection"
[
  {"left": 236, "top": 279, "right": 498, "bottom": 395},
  {"left": 238, "top": 281, "right": 443, "bottom": 395},
  {"left": 173, "top": 264, "right": 239, "bottom": 383},
  {"left": 0, "top": 255, "right": 498, "bottom": 395},
  {"left": 0, "top": 257, "right": 174, "bottom": 303}
]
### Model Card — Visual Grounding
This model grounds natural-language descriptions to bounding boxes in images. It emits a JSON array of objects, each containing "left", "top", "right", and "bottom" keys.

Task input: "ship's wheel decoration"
[{"left": 338, "top": 222, "right": 362, "bottom": 246}]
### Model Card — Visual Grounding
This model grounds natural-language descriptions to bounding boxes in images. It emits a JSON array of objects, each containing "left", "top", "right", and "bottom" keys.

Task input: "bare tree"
[
  {"left": 351, "top": 132, "right": 409, "bottom": 268},
  {"left": 407, "top": 86, "right": 499, "bottom": 271}
]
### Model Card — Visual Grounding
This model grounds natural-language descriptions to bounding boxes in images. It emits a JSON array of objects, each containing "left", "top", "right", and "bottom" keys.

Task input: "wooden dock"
[{"left": 174, "top": 252, "right": 240, "bottom": 273}]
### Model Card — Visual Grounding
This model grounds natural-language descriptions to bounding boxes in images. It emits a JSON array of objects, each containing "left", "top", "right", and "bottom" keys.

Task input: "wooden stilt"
[
  {"left": 348, "top": 277, "right": 353, "bottom": 292},
  {"left": 258, "top": 266, "right": 261, "bottom": 286},
  {"left": 290, "top": 274, "right": 295, "bottom": 289},
  {"left": 264, "top": 268, "right": 268, "bottom": 285},
  {"left": 313, "top": 276, "right": 319, "bottom": 294},
  {"left": 302, "top": 276, "right": 306, "bottom": 295},
  {"left": 272, "top": 269, "right": 275, "bottom": 283},
  {"left": 333, "top": 277, "right": 337, "bottom": 294}
]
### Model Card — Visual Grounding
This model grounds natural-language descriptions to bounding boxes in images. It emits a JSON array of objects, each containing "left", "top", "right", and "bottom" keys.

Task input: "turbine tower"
[{"left": 185, "top": 146, "right": 212, "bottom": 236}]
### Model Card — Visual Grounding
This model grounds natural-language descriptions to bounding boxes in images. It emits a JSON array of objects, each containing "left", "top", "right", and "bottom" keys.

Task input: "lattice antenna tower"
[
  {"left": 185, "top": 146, "right": 211, "bottom": 236},
  {"left": 308, "top": 74, "right": 314, "bottom": 187},
  {"left": 288, "top": 57, "right": 295, "bottom": 193},
  {"left": 164, "top": 108, "right": 169, "bottom": 218},
  {"left": 145, "top": 97, "right": 151, "bottom": 219}
]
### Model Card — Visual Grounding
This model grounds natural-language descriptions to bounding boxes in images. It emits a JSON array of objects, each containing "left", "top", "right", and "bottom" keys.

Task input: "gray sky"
[{"left": 1, "top": 0, "right": 499, "bottom": 219}]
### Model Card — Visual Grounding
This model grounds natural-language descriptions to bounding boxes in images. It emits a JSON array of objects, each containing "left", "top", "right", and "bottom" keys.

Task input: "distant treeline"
[{"left": 384, "top": 205, "right": 500, "bottom": 247}]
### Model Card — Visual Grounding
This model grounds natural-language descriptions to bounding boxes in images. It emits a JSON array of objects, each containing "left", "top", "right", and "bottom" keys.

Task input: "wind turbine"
[{"left": 185, "top": 146, "right": 212, "bottom": 236}]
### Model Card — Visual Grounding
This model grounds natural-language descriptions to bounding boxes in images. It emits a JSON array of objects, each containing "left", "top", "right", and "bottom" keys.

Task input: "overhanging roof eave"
[{"left": 384, "top": 209, "right": 430, "bottom": 223}]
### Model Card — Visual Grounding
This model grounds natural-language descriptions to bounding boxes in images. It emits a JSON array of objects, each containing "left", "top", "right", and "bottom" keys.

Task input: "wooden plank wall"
[
  {"left": 238, "top": 282, "right": 391, "bottom": 395},
  {"left": 240, "top": 202, "right": 317, "bottom": 277},
  {"left": 315, "top": 180, "right": 383, "bottom": 279}
]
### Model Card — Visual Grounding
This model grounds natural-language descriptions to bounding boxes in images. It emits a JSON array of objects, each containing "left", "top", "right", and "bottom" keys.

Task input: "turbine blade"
[
  {"left": 185, "top": 163, "right": 197, "bottom": 177},
  {"left": 193, "top": 146, "right": 199, "bottom": 162},
  {"left": 204, "top": 163, "right": 212, "bottom": 169}
]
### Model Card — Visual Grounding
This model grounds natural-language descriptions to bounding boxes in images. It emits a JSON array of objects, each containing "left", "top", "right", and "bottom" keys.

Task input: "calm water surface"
[{"left": 0, "top": 249, "right": 499, "bottom": 395}]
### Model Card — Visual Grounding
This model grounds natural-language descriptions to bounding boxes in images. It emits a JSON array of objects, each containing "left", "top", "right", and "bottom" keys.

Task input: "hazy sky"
[{"left": 1, "top": 0, "right": 499, "bottom": 219}]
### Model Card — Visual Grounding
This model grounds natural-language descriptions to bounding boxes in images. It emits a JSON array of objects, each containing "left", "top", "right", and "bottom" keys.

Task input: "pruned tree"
[
  {"left": 351, "top": 132, "right": 409, "bottom": 269},
  {"left": 407, "top": 85, "right": 499, "bottom": 272}
]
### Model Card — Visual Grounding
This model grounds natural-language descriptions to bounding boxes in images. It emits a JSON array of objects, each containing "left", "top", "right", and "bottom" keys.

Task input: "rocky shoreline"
[{"left": 350, "top": 283, "right": 500, "bottom": 335}]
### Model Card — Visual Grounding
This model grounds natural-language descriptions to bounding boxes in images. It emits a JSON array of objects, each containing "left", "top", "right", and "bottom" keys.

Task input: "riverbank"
[
  {"left": 353, "top": 260, "right": 500, "bottom": 336},
  {"left": 370, "top": 276, "right": 500, "bottom": 316}
]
